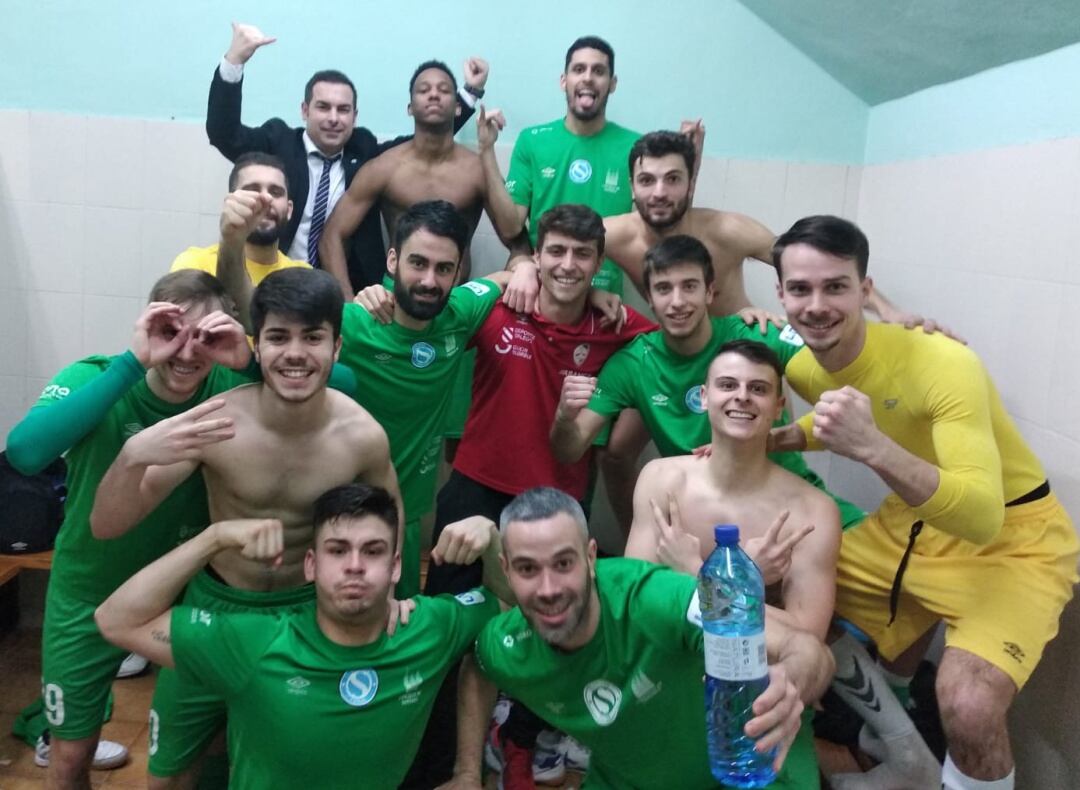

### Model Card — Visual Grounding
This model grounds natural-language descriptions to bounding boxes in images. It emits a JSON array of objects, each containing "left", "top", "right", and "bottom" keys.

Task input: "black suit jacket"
[{"left": 206, "top": 68, "right": 475, "bottom": 290}]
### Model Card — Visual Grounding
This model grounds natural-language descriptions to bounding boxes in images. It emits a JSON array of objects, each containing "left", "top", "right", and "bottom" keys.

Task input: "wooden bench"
[{"left": 0, "top": 550, "right": 53, "bottom": 585}]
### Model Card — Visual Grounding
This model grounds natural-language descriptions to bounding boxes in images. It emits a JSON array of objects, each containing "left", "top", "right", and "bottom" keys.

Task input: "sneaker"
[
  {"left": 116, "top": 652, "right": 150, "bottom": 678},
  {"left": 561, "top": 734, "right": 591, "bottom": 772},
  {"left": 532, "top": 729, "right": 566, "bottom": 785},
  {"left": 34, "top": 732, "right": 129, "bottom": 770}
]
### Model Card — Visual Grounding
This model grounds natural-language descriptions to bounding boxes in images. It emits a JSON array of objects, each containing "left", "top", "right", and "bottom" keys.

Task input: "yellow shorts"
[{"left": 835, "top": 492, "right": 1078, "bottom": 689}]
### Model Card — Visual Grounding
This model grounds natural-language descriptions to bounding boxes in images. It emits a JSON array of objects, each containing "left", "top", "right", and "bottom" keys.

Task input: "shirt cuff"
[
  {"left": 458, "top": 87, "right": 477, "bottom": 109},
  {"left": 218, "top": 58, "right": 244, "bottom": 83}
]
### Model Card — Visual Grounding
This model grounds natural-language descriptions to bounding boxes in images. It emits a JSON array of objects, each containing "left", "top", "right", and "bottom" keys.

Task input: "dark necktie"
[{"left": 307, "top": 152, "right": 341, "bottom": 267}]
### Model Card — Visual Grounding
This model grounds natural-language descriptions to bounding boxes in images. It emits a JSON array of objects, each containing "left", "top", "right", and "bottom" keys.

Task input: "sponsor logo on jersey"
[
  {"left": 568, "top": 159, "right": 593, "bottom": 184},
  {"left": 583, "top": 679, "right": 622, "bottom": 726},
  {"left": 603, "top": 169, "right": 620, "bottom": 194},
  {"left": 686, "top": 590, "right": 703, "bottom": 628},
  {"left": 884, "top": 398, "right": 899, "bottom": 409},
  {"left": 503, "top": 634, "right": 515, "bottom": 648},
  {"left": 1003, "top": 641, "right": 1025, "bottom": 663},
  {"left": 495, "top": 326, "right": 514, "bottom": 355},
  {"left": 572, "top": 343, "right": 590, "bottom": 367},
  {"left": 190, "top": 609, "right": 213, "bottom": 627},
  {"left": 546, "top": 701, "right": 565, "bottom": 715},
  {"left": 630, "top": 670, "right": 662, "bottom": 702},
  {"left": 374, "top": 352, "right": 392, "bottom": 362},
  {"left": 505, "top": 179, "right": 517, "bottom": 191},
  {"left": 494, "top": 325, "right": 535, "bottom": 359},
  {"left": 404, "top": 671, "right": 423, "bottom": 692},
  {"left": 411, "top": 342, "right": 436, "bottom": 369},
  {"left": 684, "top": 385, "right": 705, "bottom": 414},
  {"left": 123, "top": 422, "right": 144, "bottom": 438},
  {"left": 40, "top": 384, "right": 71, "bottom": 401},
  {"left": 463, "top": 281, "right": 491, "bottom": 297},
  {"left": 286, "top": 676, "right": 310, "bottom": 695},
  {"left": 455, "top": 590, "right": 486, "bottom": 606},
  {"left": 339, "top": 669, "right": 378, "bottom": 707},
  {"left": 778, "top": 324, "right": 804, "bottom": 347},
  {"left": 540, "top": 166, "right": 556, "bottom": 179},
  {"left": 650, "top": 393, "right": 669, "bottom": 406}
]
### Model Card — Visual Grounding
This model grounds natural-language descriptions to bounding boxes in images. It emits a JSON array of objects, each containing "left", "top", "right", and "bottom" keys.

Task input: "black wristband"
[{"left": 464, "top": 84, "right": 485, "bottom": 99}]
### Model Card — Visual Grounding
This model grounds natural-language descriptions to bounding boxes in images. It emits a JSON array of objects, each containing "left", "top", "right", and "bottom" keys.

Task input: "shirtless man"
[
  {"left": 623, "top": 340, "right": 840, "bottom": 790},
  {"left": 90, "top": 267, "right": 401, "bottom": 788},
  {"left": 606, "top": 130, "right": 939, "bottom": 325},
  {"left": 319, "top": 60, "right": 519, "bottom": 298}
]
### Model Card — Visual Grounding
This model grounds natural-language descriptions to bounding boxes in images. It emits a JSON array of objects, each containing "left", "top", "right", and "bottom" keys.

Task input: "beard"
[
  {"left": 247, "top": 218, "right": 286, "bottom": 247},
  {"left": 393, "top": 273, "right": 450, "bottom": 321},
  {"left": 530, "top": 571, "right": 593, "bottom": 648},
  {"left": 634, "top": 194, "right": 689, "bottom": 231}
]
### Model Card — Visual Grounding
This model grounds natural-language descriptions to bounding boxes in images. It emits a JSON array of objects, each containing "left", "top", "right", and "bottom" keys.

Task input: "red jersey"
[{"left": 453, "top": 303, "right": 656, "bottom": 499}]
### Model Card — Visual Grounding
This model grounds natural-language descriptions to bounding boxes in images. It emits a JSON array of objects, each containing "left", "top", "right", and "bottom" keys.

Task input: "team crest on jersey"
[
  {"left": 455, "top": 590, "right": 486, "bottom": 606},
  {"left": 572, "top": 343, "right": 590, "bottom": 367},
  {"left": 463, "top": 281, "right": 491, "bottom": 297},
  {"left": 411, "top": 342, "right": 436, "bottom": 368},
  {"left": 684, "top": 385, "right": 705, "bottom": 414},
  {"left": 568, "top": 159, "right": 593, "bottom": 184},
  {"left": 583, "top": 679, "right": 622, "bottom": 726},
  {"left": 340, "top": 669, "right": 378, "bottom": 707},
  {"left": 778, "top": 324, "right": 804, "bottom": 347}
]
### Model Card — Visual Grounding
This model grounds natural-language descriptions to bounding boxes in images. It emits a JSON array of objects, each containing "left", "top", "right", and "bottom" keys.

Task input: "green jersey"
[
  {"left": 337, "top": 280, "right": 501, "bottom": 521},
  {"left": 589, "top": 319, "right": 864, "bottom": 528},
  {"left": 41, "top": 355, "right": 248, "bottom": 603},
  {"left": 506, "top": 118, "right": 640, "bottom": 295},
  {"left": 171, "top": 590, "right": 500, "bottom": 790},
  {"left": 473, "top": 559, "right": 726, "bottom": 788}
]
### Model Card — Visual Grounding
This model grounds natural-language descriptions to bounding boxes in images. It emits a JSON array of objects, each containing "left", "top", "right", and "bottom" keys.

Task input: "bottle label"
[{"left": 703, "top": 632, "right": 767, "bottom": 681}]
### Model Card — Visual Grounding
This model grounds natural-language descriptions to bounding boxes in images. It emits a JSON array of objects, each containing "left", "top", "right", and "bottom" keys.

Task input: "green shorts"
[
  {"left": 147, "top": 570, "right": 314, "bottom": 777},
  {"left": 765, "top": 708, "right": 820, "bottom": 789},
  {"left": 442, "top": 350, "right": 475, "bottom": 440},
  {"left": 398, "top": 518, "right": 422, "bottom": 600},
  {"left": 40, "top": 583, "right": 127, "bottom": 739}
]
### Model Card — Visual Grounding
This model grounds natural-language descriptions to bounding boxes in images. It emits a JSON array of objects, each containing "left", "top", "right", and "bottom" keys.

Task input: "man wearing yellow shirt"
[
  {"left": 171, "top": 152, "right": 310, "bottom": 329},
  {"left": 772, "top": 214, "right": 1078, "bottom": 790}
]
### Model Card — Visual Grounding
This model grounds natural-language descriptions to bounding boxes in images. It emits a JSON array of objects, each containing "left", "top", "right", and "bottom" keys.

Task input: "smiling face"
[
  {"left": 632, "top": 153, "right": 691, "bottom": 231},
  {"left": 407, "top": 66, "right": 459, "bottom": 131},
  {"left": 301, "top": 81, "right": 356, "bottom": 156},
  {"left": 147, "top": 300, "right": 223, "bottom": 403},
  {"left": 253, "top": 313, "right": 340, "bottom": 403},
  {"left": 389, "top": 227, "right": 461, "bottom": 322},
  {"left": 646, "top": 261, "right": 714, "bottom": 340},
  {"left": 501, "top": 513, "right": 599, "bottom": 650},
  {"left": 777, "top": 243, "right": 871, "bottom": 368},
  {"left": 703, "top": 351, "right": 785, "bottom": 442},
  {"left": 305, "top": 514, "right": 399, "bottom": 624},
  {"left": 560, "top": 47, "right": 616, "bottom": 123},
  {"left": 537, "top": 231, "right": 601, "bottom": 309}
]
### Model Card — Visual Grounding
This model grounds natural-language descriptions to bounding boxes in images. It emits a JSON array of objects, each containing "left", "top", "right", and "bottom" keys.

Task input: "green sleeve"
[
  {"left": 505, "top": 135, "right": 533, "bottom": 209},
  {"left": 5, "top": 352, "right": 144, "bottom": 475},
  {"left": 451, "top": 279, "right": 503, "bottom": 337},
  {"left": 631, "top": 563, "right": 703, "bottom": 654},
  {"left": 430, "top": 588, "right": 502, "bottom": 658},
  {"left": 171, "top": 606, "right": 275, "bottom": 697},
  {"left": 588, "top": 350, "right": 636, "bottom": 419}
]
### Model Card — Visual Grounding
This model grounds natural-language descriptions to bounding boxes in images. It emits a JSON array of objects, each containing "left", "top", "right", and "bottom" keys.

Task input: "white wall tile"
[
  {"left": 841, "top": 165, "right": 862, "bottom": 219},
  {"left": 0, "top": 288, "right": 29, "bottom": 376},
  {"left": 23, "top": 377, "right": 50, "bottom": 410},
  {"left": 84, "top": 116, "right": 146, "bottom": 210},
  {"left": 25, "top": 291, "right": 83, "bottom": 378},
  {"left": 0, "top": 110, "right": 31, "bottom": 203},
  {"left": 467, "top": 231, "right": 509, "bottom": 279},
  {"left": 779, "top": 162, "right": 847, "bottom": 228},
  {"left": 197, "top": 213, "right": 222, "bottom": 248},
  {"left": 1048, "top": 284, "right": 1080, "bottom": 445},
  {"left": 83, "top": 206, "right": 143, "bottom": 297},
  {"left": 990, "top": 277, "right": 1062, "bottom": 426},
  {"left": 28, "top": 111, "right": 87, "bottom": 205},
  {"left": 140, "top": 121, "right": 206, "bottom": 214},
  {"left": 138, "top": 210, "right": 201, "bottom": 297},
  {"left": 0, "top": 202, "right": 31, "bottom": 289},
  {"left": 199, "top": 149, "right": 233, "bottom": 215},
  {"left": 721, "top": 159, "right": 787, "bottom": 232},
  {"left": 693, "top": 156, "right": 728, "bottom": 209},
  {"left": 83, "top": 295, "right": 143, "bottom": 357},
  {"left": 15, "top": 202, "right": 85, "bottom": 293},
  {"left": 0, "top": 374, "right": 26, "bottom": 446}
]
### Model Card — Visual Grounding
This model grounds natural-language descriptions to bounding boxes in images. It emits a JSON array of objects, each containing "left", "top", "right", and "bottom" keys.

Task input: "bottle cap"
[{"left": 713, "top": 524, "right": 739, "bottom": 545}]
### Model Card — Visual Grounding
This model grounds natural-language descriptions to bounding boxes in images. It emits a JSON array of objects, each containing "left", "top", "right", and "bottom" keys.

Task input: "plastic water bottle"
[{"left": 699, "top": 524, "right": 775, "bottom": 788}]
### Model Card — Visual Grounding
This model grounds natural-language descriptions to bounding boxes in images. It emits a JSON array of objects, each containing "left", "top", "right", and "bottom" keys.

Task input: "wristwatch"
[{"left": 464, "top": 84, "right": 486, "bottom": 99}]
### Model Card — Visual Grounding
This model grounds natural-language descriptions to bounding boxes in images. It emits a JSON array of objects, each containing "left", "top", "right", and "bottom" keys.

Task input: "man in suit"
[{"left": 206, "top": 22, "right": 487, "bottom": 292}]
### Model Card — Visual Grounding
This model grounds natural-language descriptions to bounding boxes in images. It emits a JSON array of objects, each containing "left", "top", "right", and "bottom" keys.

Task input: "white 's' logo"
[
  {"left": 340, "top": 669, "right": 378, "bottom": 707},
  {"left": 495, "top": 326, "right": 514, "bottom": 354},
  {"left": 583, "top": 679, "right": 622, "bottom": 726},
  {"left": 568, "top": 159, "right": 592, "bottom": 184}
]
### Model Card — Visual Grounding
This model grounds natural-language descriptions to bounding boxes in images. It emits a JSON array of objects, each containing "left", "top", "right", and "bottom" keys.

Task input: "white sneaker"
[
  {"left": 561, "top": 734, "right": 591, "bottom": 772},
  {"left": 116, "top": 652, "right": 150, "bottom": 678},
  {"left": 34, "top": 732, "right": 130, "bottom": 769},
  {"left": 532, "top": 729, "right": 566, "bottom": 785}
]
